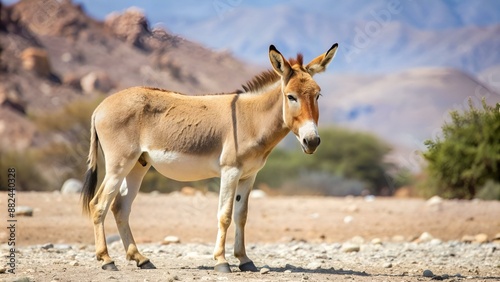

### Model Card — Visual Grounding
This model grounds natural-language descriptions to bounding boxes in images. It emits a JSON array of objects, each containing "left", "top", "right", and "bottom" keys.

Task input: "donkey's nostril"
[
  {"left": 303, "top": 136, "right": 320, "bottom": 148},
  {"left": 308, "top": 136, "right": 320, "bottom": 148}
]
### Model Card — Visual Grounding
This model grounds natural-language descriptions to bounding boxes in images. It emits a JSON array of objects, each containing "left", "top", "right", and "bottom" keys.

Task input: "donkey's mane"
[
  {"left": 237, "top": 53, "right": 304, "bottom": 94},
  {"left": 237, "top": 70, "right": 280, "bottom": 94}
]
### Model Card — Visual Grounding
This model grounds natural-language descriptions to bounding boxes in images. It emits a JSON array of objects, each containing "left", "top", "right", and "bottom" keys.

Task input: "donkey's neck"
[{"left": 241, "top": 84, "right": 290, "bottom": 154}]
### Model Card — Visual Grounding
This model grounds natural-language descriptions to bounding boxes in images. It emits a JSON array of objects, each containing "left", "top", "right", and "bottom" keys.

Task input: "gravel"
[{"left": 3, "top": 240, "right": 499, "bottom": 281}]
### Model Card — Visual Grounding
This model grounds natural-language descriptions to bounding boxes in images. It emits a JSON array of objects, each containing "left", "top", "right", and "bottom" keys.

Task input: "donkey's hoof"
[
  {"left": 214, "top": 262, "right": 232, "bottom": 273},
  {"left": 138, "top": 260, "right": 157, "bottom": 269},
  {"left": 102, "top": 262, "right": 118, "bottom": 271},
  {"left": 239, "top": 261, "right": 258, "bottom": 272}
]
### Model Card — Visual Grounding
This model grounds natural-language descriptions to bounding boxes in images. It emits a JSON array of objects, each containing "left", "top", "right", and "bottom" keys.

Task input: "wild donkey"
[{"left": 81, "top": 44, "right": 338, "bottom": 272}]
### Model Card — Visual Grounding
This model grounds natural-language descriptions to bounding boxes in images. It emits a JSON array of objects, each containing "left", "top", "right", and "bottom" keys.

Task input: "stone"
[
  {"left": 61, "top": 178, "right": 83, "bottom": 194},
  {"left": 20, "top": 47, "right": 52, "bottom": 78},
  {"left": 416, "top": 232, "right": 434, "bottom": 243},
  {"left": 423, "top": 269, "right": 434, "bottom": 277},
  {"left": 383, "top": 263, "right": 392, "bottom": 268},
  {"left": 54, "top": 244, "right": 72, "bottom": 250},
  {"left": 106, "top": 234, "right": 121, "bottom": 245},
  {"left": 250, "top": 189, "right": 267, "bottom": 199},
  {"left": 16, "top": 206, "right": 34, "bottom": 216},
  {"left": 474, "top": 233, "right": 488, "bottom": 243},
  {"left": 341, "top": 243, "right": 360, "bottom": 253},
  {"left": 104, "top": 8, "right": 151, "bottom": 49},
  {"left": 69, "top": 260, "right": 79, "bottom": 266},
  {"left": 371, "top": 238, "right": 383, "bottom": 245},
  {"left": 426, "top": 195, "right": 443, "bottom": 211},
  {"left": 180, "top": 186, "right": 198, "bottom": 196},
  {"left": 0, "top": 267, "right": 5, "bottom": 273},
  {"left": 284, "top": 270, "right": 292, "bottom": 274},
  {"left": 163, "top": 235, "right": 180, "bottom": 244},
  {"left": 80, "top": 71, "right": 115, "bottom": 94},
  {"left": 306, "top": 261, "right": 321, "bottom": 270},
  {"left": 41, "top": 243, "right": 54, "bottom": 250},
  {"left": 260, "top": 267, "right": 270, "bottom": 274},
  {"left": 343, "top": 216, "right": 353, "bottom": 224}
]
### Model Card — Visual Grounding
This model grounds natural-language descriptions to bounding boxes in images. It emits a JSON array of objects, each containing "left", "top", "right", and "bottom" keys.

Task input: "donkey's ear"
[
  {"left": 269, "top": 45, "right": 291, "bottom": 77},
  {"left": 306, "top": 43, "right": 338, "bottom": 76}
]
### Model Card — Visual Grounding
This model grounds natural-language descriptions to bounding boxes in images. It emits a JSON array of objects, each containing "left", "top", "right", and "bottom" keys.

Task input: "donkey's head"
[{"left": 269, "top": 44, "right": 338, "bottom": 154}]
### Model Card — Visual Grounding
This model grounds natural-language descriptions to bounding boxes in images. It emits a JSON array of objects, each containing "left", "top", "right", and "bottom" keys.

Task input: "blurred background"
[{"left": 0, "top": 0, "right": 499, "bottom": 199}]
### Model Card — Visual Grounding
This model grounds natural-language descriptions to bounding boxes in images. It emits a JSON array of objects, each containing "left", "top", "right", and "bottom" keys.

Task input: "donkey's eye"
[
  {"left": 316, "top": 93, "right": 322, "bottom": 101},
  {"left": 287, "top": 95, "right": 297, "bottom": 102}
]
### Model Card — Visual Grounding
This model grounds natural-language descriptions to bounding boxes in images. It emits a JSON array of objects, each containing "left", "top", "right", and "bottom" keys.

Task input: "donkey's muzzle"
[{"left": 302, "top": 135, "right": 321, "bottom": 154}]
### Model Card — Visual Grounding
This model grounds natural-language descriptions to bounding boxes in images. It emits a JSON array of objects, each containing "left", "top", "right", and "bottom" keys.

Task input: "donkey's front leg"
[
  {"left": 213, "top": 166, "right": 241, "bottom": 273},
  {"left": 233, "top": 174, "right": 258, "bottom": 272}
]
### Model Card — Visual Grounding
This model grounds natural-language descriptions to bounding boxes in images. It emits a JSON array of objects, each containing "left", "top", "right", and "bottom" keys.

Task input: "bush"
[
  {"left": 0, "top": 148, "right": 48, "bottom": 191},
  {"left": 423, "top": 99, "right": 500, "bottom": 199}
]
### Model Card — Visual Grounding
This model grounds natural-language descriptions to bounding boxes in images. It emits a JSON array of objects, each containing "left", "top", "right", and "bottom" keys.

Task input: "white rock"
[
  {"left": 16, "top": 206, "right": 34, "bottom": 216},
  {"left": 474, "top": 233, "right": 488, "bottom": 243},
  {"left": 383, "top": 263, "right": 392, "bottom": 268},
  {"left": 306, "top": 261, "right": 322, "bottom": 269},
  {"left": 163, "top": 235, "right": 181, "bottom": 244},
  {"left": 341, "top": 243, "right": 360, "bottom": 253},
  {"left": 343, "top": 216, "right": 353, "bottom": 224},
  {"left": 61, "top": 178, "right": 83, "bottom": 194},
  {"left": 106, "top": 234, "right": 121, "bottom": 244},
  {"left": 250, "top": 189, "right": 267, "bottom": 199},
  {"left": 80, "top": 71, "right": 114, "bottom": 94},
  {"left": 426, "top": 195, "right": 443, "bottom": 209},
  {"left": 260, "top": 267, "right": 270, "bottom": 274},
  {"left": 364, "top": 195, "right": 375, "bottom": 202},
  {"left": 416, "top": 232, "right": 434, "bottom": 243},
  {"left": 371, "top": 238, "right": 383, "bottom": 245}
]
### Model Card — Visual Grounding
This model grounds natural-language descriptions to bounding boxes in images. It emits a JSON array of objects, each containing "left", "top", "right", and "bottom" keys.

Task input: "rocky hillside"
[{"left": 0, "top": 0, "right": 259, "bottom": 151}]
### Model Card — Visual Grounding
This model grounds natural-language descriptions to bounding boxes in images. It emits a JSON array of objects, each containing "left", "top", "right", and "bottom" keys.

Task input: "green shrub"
[
  {"left": 0, "top": 148, "right": 48, "bottom": 191},
  {"left": 423, "top": 99, "right": 500, "bottom": 199}
]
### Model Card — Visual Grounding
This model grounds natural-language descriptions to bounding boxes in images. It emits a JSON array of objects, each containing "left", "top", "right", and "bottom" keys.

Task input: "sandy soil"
[{"left": 1, "top": 191, "right": 499, "bottom": 281}]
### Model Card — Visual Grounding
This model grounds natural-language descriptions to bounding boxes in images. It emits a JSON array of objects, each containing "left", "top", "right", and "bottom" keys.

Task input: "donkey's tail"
[{"left": 81, "top": 112, "right": 99, "bottom": 216}]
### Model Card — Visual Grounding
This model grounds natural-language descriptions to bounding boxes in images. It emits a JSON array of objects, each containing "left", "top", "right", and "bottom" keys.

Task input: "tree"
[{"left": 423, "top": 99, "right": 500, "bottom": 199}]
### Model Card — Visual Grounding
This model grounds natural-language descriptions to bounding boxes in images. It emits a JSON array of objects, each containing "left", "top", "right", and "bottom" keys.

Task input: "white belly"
[{"left": 145, "top": 150, "right": 221, "bottom": 181}]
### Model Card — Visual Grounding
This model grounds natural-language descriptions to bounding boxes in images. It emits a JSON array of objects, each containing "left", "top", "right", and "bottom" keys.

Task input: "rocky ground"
[{"left": 0, "top": 192, "right": 499, "bottom": 281}]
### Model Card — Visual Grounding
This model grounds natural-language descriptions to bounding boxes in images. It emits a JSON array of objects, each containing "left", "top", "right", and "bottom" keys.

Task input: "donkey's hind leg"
[
  {"left": 89, "top": 174, "right": 124, "bottom": 270},
  {"left": 90, "top": 156, "right": 138, "bottom": 271},
  {"left": 111, "top": 159, "right": 155, "bottom": 269}
]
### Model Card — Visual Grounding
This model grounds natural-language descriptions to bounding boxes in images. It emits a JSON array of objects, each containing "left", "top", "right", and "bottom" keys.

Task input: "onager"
[{"left": 81, "top": 43, "right": 338, "bottom": 272}]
